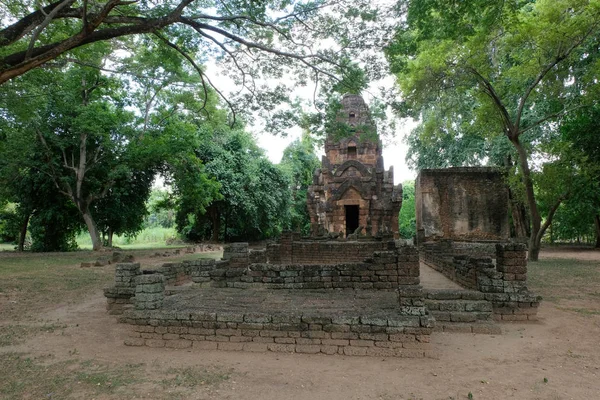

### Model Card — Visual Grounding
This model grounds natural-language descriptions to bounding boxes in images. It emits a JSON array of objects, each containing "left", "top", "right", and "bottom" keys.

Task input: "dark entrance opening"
[{"left": 345, "top": 205, "right": 359, "bottom": 236}]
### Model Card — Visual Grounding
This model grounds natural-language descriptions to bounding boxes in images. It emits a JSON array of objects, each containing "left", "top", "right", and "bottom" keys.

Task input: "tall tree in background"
[
  {"left": 0, "top": 0, "right": 395, "bottom": 127},
  {"left": 557, "top": 104, "right": 600, "bottom": 246},
  {"left": 188, "top": 129, "right": 292, "bottom": 242},
  {"left": 387, "top": 0, "right": 600, "bottom": 260},
  {"left": 280, "top": 135, "right": 320, "bottom": 235},
  {"left": 398, "top": 180, "right": 416, "bottom": 239}
]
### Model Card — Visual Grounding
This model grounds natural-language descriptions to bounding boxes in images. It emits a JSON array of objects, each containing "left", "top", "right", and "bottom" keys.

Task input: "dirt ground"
[{"left": 2, "top": 248, "right": 600, "bottom": 400}]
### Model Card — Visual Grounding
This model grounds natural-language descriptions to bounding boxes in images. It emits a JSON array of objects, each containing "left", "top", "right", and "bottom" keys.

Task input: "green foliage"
[
  {"left": 279, "top": 136, "right": 321, "bottom": 235},
  {"left": 187, "top": 129, "right": 292, "bottom": 241},
  {"left": 28, "top": 197, "right": 82, "bottom": 252},
  {"left": 387, "top": 0, "right": 600, "bottom": 256},
  {"left": 398, "top": 181, "right": 416, "bottom": 239},
  {"left": 145, "top": 189, "right": 177, "bottom": 229},
  {"left": 0, "top": 203, "right": 19, "bottom": 243},
  {"left": 549, "top": 103, "right": 600, "bottom": 243}
]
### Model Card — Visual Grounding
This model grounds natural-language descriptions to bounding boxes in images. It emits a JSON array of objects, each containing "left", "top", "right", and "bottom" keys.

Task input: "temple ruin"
[
  {"left": 104, "top": 96, "right": 539, "bottom": 358},
  {"left": 307, "top": 94, "right": 402, "bottom": 238}
]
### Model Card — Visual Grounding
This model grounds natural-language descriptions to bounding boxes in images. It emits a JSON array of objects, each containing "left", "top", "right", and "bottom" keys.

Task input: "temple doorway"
[{"left": 345, "top": 205, "right": 359, "bottom": 236}]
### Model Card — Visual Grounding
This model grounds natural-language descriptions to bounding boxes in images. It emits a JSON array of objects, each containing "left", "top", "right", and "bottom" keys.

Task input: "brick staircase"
[{"left": 424, "top": 289, "right": 501, "bottom": 334}]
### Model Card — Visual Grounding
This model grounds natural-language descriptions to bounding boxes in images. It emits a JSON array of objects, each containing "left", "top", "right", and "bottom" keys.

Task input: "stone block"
[
  {"left": 124, "top": 338, "right": 145, "bottom": 346},
  {"left": 342, "top": 346, "right": 368, "bottom": 356},
  {"left": 165, "top": 339, "right": 192, "bottom": 349},
  {"left": 268, "top": 343, "right": 296, "bottom": 353},
  {"left": 217, "top": 342, "right": 244, "bottom": 351},
  {"left": 295, "top": 345, "right": 321, "bottom": 354},
  {"left": 145, "top": 339, "right": 166, "bottom": 348}
]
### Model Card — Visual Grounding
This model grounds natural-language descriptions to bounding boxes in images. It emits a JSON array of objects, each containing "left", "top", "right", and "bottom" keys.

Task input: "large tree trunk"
[
  {"left": 509, "top": 192, "right": 529, "bottom": 239},
  {"left": 594, "top": 215, "right": 600, "bottom": 248},
  {"left": 511, "top": 137, "right": 566, "bottom": 261},
  {"left": 82, "top": 210, "right": 103, "bottom": 251},
  {"left": 209, "top": 206, "right": 221, "bottom": 242},
  {"left": 512, "top": 138, "right": 542, "bottom": 261},
  {"left": 17, "top": 212, "right": 31, "bottom": 251}
]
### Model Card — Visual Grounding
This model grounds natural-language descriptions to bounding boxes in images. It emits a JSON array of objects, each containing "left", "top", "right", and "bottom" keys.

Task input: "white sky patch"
[{"left": 205, "top": 61, "right": 419, "bottom": 185}]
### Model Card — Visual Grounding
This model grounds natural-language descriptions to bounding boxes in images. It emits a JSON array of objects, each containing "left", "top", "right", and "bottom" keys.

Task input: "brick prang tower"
[{"left": 307, "top": 94, "right": 403, "bottom": 238}]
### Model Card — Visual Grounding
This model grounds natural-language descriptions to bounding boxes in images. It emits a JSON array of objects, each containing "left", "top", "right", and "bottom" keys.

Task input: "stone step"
[
  {"left": 433, "top": 321, "right": 502, "bottom": 335},
  {"left": 425, "top": 289, "right": 484, "bottom": 300},
  {"left": 425, "top": 289, "right": 498, "bottom": 331},
  {"left": 429, "top": 310, "right": 491, "bottom": 322}
]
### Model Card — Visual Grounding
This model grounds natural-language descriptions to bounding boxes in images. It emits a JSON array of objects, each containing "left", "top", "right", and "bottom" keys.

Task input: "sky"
[
  {"left": 254, "top": 118, "right": 419, "bottom": 185},
  {"left": 206, "top": 65, "right": 420, "bottom": 186}
]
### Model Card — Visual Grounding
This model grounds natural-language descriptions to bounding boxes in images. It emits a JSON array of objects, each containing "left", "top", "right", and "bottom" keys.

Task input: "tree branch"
[
  {"left": 515, "top": 20, "right": 600, "bottom": 131},
  {"left": 537, "top": 191, "right": 569, "bottom": 244},
  {"left": 153, "top": 32, "right": 210, "bottom": 115},
  {"left": 465, "top": 65, "right": 515, "bottom": 136},
  {"left": 180, "top": 17, "right": 341, "bottom": 80},
  {"left": 25, "top": 0, "right": 77, "bottom": 60}
]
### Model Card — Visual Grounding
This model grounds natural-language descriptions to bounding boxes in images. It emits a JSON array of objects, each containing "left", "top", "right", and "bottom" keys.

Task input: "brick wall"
[
  {"left": 103, "top": 263, "right": 140, "bottom": 315},
  {"left": 181, "top": 245, "right": 420, "bottom": 289},
  {"left": 282, "top": 240, "right": 392, "bottom": 264},
  {"left": 416, "top": 168, "right": 510, "bottom": 242},
  {"left": 122, "top": 309, "right": 434, "bottom": 358},
  {"left": 421, "top": 241, "right": 539, "bottom": 320}
]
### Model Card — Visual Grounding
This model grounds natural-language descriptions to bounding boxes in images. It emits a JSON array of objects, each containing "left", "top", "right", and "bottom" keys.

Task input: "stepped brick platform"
[
  {"left": 424, "top": 289, "right": 501, "bottom": 334},
  {"left": 121, "top": 287, "right": 435, "bottom": 358}
]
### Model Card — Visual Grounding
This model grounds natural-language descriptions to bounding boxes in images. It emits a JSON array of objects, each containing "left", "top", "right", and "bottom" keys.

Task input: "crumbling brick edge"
[{"left": 120, "top": 310, "right": 436, "bottom": 358}]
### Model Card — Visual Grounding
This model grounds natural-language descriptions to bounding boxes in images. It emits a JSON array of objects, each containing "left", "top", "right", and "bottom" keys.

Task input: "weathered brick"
[
  {"left": 193, "top": 341, "right": 218, "bottom": 350},
  {"left": 366, "top": 347, "right": 395, "bottom": 357},
  {"left": 252, "top": 336, "right": 275, "bottom": 343},
  {"left": 302, "top": 330, "right": 330, "bottom": 339},
  {"left": 165, "top": 339, "right": 192, "bottom": 349},
  {"left": 268, "top": 343, "right": 295, "bottom": 353},
  {"left": 389, "top": 334, "right": 415, "bottom": 342},
  {"left": 229, "top": 336, "right": 253, "bottom": 342},
  {"left": 374, "top": 340, "right": 404, "bottom": 349},
  {"left": 274, "top": 337, "right": 296, "bottom": 344},
  {"left": 217, "top": 342, "right": 244, "bottom": 351},
  {"left": 216, "top": 328, "right": 240, "bottom": 337},
  {"left": 243, "top": 343, "right": 268, "bottom": 352},
  {"left": 342, "top": 346, "right": 367, "bottom": 356},
  {"left": 331, "top": 332, "right": 359, "bottom": 340},
  {"left": 124, "top": 338, "right": 145, "bottom": 346},
  {"left": 145, "top": 339, "right": 165, "bottom": 348},
  {"left": 321, "top": 339, "right": 349, "bottom": 346},
  {"left": 295, "top": 345, "right": 321, "bottom": 354},
  {"left": 163, "top": 333, "right": 181, "bottom": 340},
  {"left": 349, "top": 339, "right": 374, "bottom": 347},
  {"left": 296, "top": 338, "right": 321, "bottom": 345}
]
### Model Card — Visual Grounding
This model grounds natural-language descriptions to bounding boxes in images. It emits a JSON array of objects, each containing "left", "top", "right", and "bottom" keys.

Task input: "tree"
[
  {"left": 188, "top": 129, "right": 292, "bottom": 241},
  {"left": 398, "top": 180, "right": 415, "bottom": 239},
  {"left": 93, "top": 168, "right": 154, "bottom": 247},
  {"left": 0, "top": 0, "right": 393, "bottom": 122},
  {"left": 558, "top": 103, "right": 600, "bottom": 246},
  {"left": 279, "top": 135, "right": 320, "bottom": 235},
  {"left": 387, "top": 0, "right": 600, "bottom": 260}
]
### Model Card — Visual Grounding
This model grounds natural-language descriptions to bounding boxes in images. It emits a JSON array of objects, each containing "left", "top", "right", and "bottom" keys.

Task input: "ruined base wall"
[
  {"left": 266, "top": 237, "right": 393, "bottom": 265},
  {"left": 421, "top": 241, "right": 539, "bottom": 321},
  {"left": 121, "top": 310, "right": 434, "bottom": 358}
]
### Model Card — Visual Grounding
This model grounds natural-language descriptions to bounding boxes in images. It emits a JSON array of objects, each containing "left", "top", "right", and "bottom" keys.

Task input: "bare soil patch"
[{"left": 1, "top": 248, "right": 599, "bottom": 399}]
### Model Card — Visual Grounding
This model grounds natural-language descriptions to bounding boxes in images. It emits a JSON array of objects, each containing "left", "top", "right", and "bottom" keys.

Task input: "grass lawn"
[{"left": 527, "top": 257, "right": 600, "bottom": 315}]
